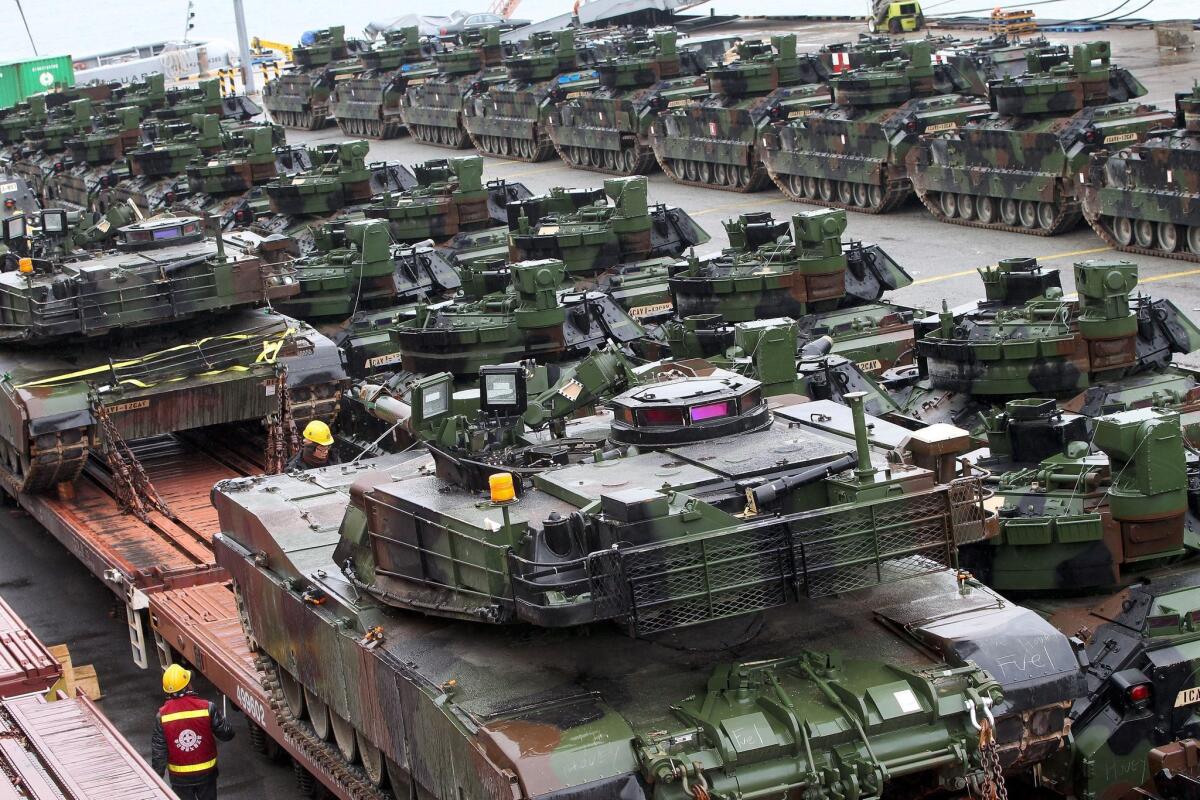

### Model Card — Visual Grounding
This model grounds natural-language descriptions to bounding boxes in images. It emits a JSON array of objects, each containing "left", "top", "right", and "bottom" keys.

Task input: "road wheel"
[
  {"left": 958, "top": 193, "right": 975, "bottom": 221},
  {"left": 386, "top": 759, "right": 413, "bottom": 799},
  {"left": 838, "top": 181, "right": 854, "bottom": 205},
  {"left": 1134, "top": 219, "right": 1154, "bottom": 248},
  {"left": 737, "top": 166, "right": 752, "bottom": 188},
  {"left": 976, "top": 195, "right": 996, "bottom": 223},
  {"left": 1019, "top": 200, "right": 1038, "bottom": 228},
  {"left": 1188, "top": 226, "right": 1200, "bottom": 254},
  {"left": 698, "top": 161, "right": 713, "bottom": 183},
  {"left": 1157, "top": 222, "right": 1179, "bottom": 252},
  {"left": 1037, "top": 202, "right": 1058, "bottom": 231},
  {"left": 939, "top": 192, "right": 958, "bottom": 218},
  {"left": 279, "top": 668, "right": 305, "bottom": 719},
  {"left": 868, "top": 184, "right": 884, "bottom": 209},
  {"left": 1000, "top": 198, "right": 1019, "bottom": 225},
  {"left": 357, "top": 731, "right": 386, "bottom": 787},
  {"left": 304, "top": 689, "right": 331, "bottom": 740},
  {"left": 787, "top": 172, "right": 804, "bottom": 197},
  {"left": 818, "top": 178, "right": 835, "bottom": 201},
  {"left": 853, "top": 182, "right": 870, "bottom": 208},
  {"left": 622, "top": 148, "right": 638, "bottom": 173},
  {"left": 805, "top": 176, "right": 820, "bottom": 198},
  {"left": 1112, "top": 217, "right": 1134, "bottom": 245},
  {"left": 330, "top": 711, "right": 358, "bottom": 763},
  {"left": 605, "top": 150, "right": 619, "bottom": 170}
]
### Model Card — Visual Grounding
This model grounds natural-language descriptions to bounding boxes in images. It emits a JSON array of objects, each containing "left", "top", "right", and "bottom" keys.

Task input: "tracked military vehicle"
[
  {"left": 546, "top": 29, "right": 709, "bottom": 176},
  {"left": 462, "top": 29, "right": 598, "bottom": 162},
  {"left": 763, "top": 41, "right": 988, "bottom": 214},
  {"left": 1080, "top": 85, "right": 1200, "bottom": 261},
  {"left": 650, "top": 34, "right": 831, "bottom": 192},
  {"left": 330, "top": 26, "right": 437, "bottom": 139},
  {"left": 400, "top": 28, "right": 509, "bottom": 150},
  {"left": 7, "top": 100, "right": 98, "bottom": 199},
  {"left": 0, "top": 95, "right": 48, "bottom": 146},
  {"left": 262, "top": 26, "right": 363, "bottom": 130},
  {"left": 18, "top": 104, "right": 142, "bottom": 210},
  {"left": 933, "top": 34, "right": 1069, "bottom": 97},
  {"left": 0, "top": 213, "right": 345, "bottom": 495},
  {"left": 909, "top": 41, "right": 1175, "bottom": 236},
  {"left": 362, "top": 155, "right": 530, "bottom": 244}
]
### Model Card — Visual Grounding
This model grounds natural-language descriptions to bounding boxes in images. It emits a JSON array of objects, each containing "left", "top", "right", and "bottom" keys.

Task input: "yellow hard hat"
[
  {"left": 302, "top": 420, "right": 334, "bottom": 447},
  {"left": 162, "top": 663, "right": 191, "bottom": 694}
]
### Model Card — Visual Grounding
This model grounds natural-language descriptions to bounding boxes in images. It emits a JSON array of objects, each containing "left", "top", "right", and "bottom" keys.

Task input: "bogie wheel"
[
  {"left": 819, "top": 179, "right": 835, "bottom": 201},
  {"left": 304, "top": 689, "right": 331, "bottom": 740},
  {"left": 867, "top": 184, "right": 883, "bottom": 209},
  {"left": 1188, "top": 226, "right": 1200, "bottom": 255},
  {"left": 358, "top": 731, "right": 386, "bottom": 787},
  {"left": 940, "top": 192, "right": 958, "bottom": 218},
  {"left": 1037, "top": 202, "right": 1057, "bottom": 231},
  {"left": 1134, "top": 219, "right": 1154, "bottom": 248},
  {"left": 838, "top": 181, "right": 854, "bottom": 205},
  {"left": 1157, "top": 222, "right": 1179, "bottom": 252},
  {"left": 1113, "top": 216, "right": 1133, "bottom": 245},
  {"left": 278, "top": 668, "right": 305, "bottom": 718},
  {"left": 976, "top": 195, "right": 996, "bottom": 223},
  {"left": 853, "top": 183, "right": 870, "bottom": 208},
  {"left": 1018, "top": 200, "right": 1038, "bottom": 228},
  {"left": 805, "top": 176, "right": 820, "bottom": 198},
  {"left": 737, "top": 166, "right": 752, "bottom": 188},
  {"left": 622, "top": 148, "right": 637, "bottom": 173},
  {"left": 957, "top": 193, "right": 975, "bottom": 221},
  {"left": 330, "top": 711, "right": 358, "bottom": 763},
  {"left": 787, "top": 173, "right": 804, "bottom": 197},
  {"left": 698, "top": 161, "right": 713, "bottom": 183},
  {"left": 1000, "top": 198, "right": 1019, "bottom": 226}
]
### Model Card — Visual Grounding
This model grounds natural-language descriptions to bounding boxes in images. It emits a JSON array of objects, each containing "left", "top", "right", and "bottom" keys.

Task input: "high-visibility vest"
[{"left": 159, "top": 695, "right": 218, "bottom": 775}]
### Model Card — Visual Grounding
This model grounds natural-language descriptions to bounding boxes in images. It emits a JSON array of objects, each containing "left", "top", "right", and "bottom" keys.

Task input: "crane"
[
  {"left": 487, "top": 0, "right": 522, "bottom": 18},
  {"left": 250, "top": 37, "right": 294, "bottom": 61}
]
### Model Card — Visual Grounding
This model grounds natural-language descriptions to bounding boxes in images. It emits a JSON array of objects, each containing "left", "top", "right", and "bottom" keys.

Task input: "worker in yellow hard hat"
[
  {"left": 287, "top": 419, "right": 342, "bottom": 471},
  {"left": 151, "top": 664, "right": 235, "bottom": 800}
]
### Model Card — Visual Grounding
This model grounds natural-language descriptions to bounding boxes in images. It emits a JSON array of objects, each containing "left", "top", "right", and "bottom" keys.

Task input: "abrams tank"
[
  {"left": 546, "top": 29, "right": 709, "bottom": 176},
  {"left": 401, "top": 27, "right": 507, "bottom": 150},
  {"left": 763, "top": 41, "right": 989, "bottom": 214},
  {"left": 262, "top": 26, "right": 363, "bottom": 130},
  {"left": 463, "top": 29, "right": 598, "bottom": 162},
  {"left": 1080, "top": 85, "right": 1200, "bottom": 261},
  {"left": 362, "top": 155, "right": 530, "bottom": 244},
  {"left": 650, "top": 34, "right": 831, "bottom": 193},
  {"left": 909, "top": 41, "right": 1176, "bottom": 236},
  {"left": 213, "top": 370, "right": 1096, "bottom": 800},
  {"left": 330, "top": 26, "right": 438, "bottom": 139},
  {"left": 0, "top": 214, "right": 345, "bottom": 495}
]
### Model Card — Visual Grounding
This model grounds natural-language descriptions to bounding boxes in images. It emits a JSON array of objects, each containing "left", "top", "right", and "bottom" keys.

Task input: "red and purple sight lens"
[{"left": 689, "top": 401, "right": 731, "bottom": 423}]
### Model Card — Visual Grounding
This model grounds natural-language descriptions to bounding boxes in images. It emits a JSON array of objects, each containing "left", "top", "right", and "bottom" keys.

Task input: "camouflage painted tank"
[
  {"left": 763, "top": 41, "right": 988, "bottom": 214},
  {"left": 817, "top": 35, "right": 904, "bottom": 75},
  {"left": 1080, "top": 85, "right": 1200, "bottom": 261},
  {"left": 262, "top": 26, "right": 362, "bottom": 130},
  {"left": 649, "top": 34, "right": 831, "bottom": 193},
  {"left": 401, "top": 27, "right": 507, "bottom": 149},
  {"left": 151, "top": 78, "right": 226, "bottom": 121},
  {"left": 546, "top": 29, "right": 710, "bottom": 176},
  {"left": 213, "top": 367, "right": 1095, "bottom": 800},
  {"left": 0, "top": 95, "right": 48, "bottom": 146},
  {"left": 6, "top": 100, "right": 98, "bottom": 201},
  {"left": 362, "top": 155, "right": 530, "bottom": 243},
  {"left": 330, "top": 26, "right": 437, "bottom": 139},
  {"left": 463, "top": 29, "right": 599, "bottom": 162},
  {"left": 933, "top": 34, "right": 1069, "bottom": 97},
  {"left": 19, "top": 105, "right": 141, "bottom": 210},
  {"left": 909, "top": 41, "right": 1176, "bottom": 236},
  {"left": 0, "top": 215, "right": 345, "bottom": 495}
]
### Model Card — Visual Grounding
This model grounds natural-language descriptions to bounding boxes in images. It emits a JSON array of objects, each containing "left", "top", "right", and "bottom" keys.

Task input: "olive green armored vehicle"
[
  {"left": 401, "top": 27, "right": 508, "bottom": 149},
  {"left": 262, "top": 26, "right": 364, "bottom": 130},
  {"left": 330, "top": 26, "right": 438, "bottom": 139}
]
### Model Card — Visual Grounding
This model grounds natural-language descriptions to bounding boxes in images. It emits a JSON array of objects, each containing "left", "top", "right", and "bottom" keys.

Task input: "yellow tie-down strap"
[
  {"left": 169, "top": 758, "right": 218, "bottom": 774},
  {"left": 17, "top": 328, "right": 295, "bottom": 391}
]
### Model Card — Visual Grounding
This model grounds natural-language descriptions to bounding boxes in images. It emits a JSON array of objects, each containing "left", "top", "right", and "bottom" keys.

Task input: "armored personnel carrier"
[
  {"left": 7, "top": 100, "right": 97, "bottom": 199},
  {"left": 330, "top": 26, "right": 437, "bottom": 139},
  {"left": 0, "top": 95, "right": 48, "bottom": 146},
  {"left": 650, "top": 34, "right": 831, "bottom": 192},
  {"left": 933, "top": 34, "right": 1069, "bottom": 97},
  {"left": 362, "top": 155, "right": 530, "bottom": 244},
  {"left": 401, "top": 27, "right": 507, "bottom": 149},
  {"left": 0, "top": 213, "right": 345, "bottom": 495},
  {"left": 763, "top": 41, "right": 988, "bottom": 214},
  {"left": 817, "top": 35, "right": 905, "bottom": 75},
  {"left": 262, "top": 26, "right": 363, "bottom": 130},
  {"left": 462, "top": 29, "right": 597, "bottom": 162},
  {"left": 1080, "top": 85, "right": 1200, "bottom": 261},
  {"left": 546, "top": 29, "right": 709, "bottom": 176},
  {"left": 909, "top": 41, "right": 1175, "bottom": 236}
]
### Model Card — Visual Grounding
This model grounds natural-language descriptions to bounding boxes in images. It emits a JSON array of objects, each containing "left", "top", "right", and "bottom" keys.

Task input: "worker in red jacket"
[{"left": 151, "top": 664, "right": 235, "bottom": 800}]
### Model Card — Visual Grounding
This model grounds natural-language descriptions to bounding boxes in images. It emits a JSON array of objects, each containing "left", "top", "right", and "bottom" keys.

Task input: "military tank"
[
  {"left": 462, "top": 29, "right": 598, "bottom": 162},
  {"left": 763, "top": 41, "right": 989, "bottom": 214},
  {"left": 650, "top": 34, "right": 831, "bottom": 192},
  {"left": 362, "top": 155, "right": 530, "bottom": 244},
  {"left": 0, "top": 95, "right": 49, "bottom": 146},
  {"left": 19, "top": 104, "right": 141, "bottom": 210},
  {"left": 7, "top": 100, "right": 98, "bottom": 200},
  {"left": 932, "top": 34, "right": 1069, "bottom": 97},
  {"left": 0, "top": 213, "right": 345, "bottom": 495},
  {"left": 1079, "top": 85, "right": 1200, "bottom": 261},
  {"left": 401, "top": 27, "right": 507, "bottom": 149},
  {"left": 262, "top": 26, "right": 363, "bottom": 130},
  {"left": 817, "top": 35, "right": 905, "bottom": 75},
  {"left": 330, "top": 26, "right": 437, "bottom": 139},
  {"left": 546, "top": 29, "right": 709, "bottom": 176},
  {"left": 909, "top": 41, "right": 1175, "bottom": 236}
]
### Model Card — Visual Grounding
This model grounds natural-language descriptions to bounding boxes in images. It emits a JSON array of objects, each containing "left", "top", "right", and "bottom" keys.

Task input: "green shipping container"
[
  {"left": 0, "top": 66, "right": 20, "bottom": 109},
  {"left": 18, "top": 56, "right": 74, "bottom": 98}
]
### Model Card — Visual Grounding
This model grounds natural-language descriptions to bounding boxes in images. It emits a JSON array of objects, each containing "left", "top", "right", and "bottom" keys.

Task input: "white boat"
[{"left": 72, "top": 40, "right": 237, "bottom": 85}]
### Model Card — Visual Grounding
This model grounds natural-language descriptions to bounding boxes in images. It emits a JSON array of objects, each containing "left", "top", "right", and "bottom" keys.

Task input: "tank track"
[
  {"left": 335, "top": 117, "right": 405, "bottom": 139},
  {"left": 913, "top": 185, "right": 1081, "bottom": 237},
  {"left": 552, "top": 138, "right": 656, "bottom": 177},
  {"left": 466, "top": 128, "right": 553, "bottom": 162},
  {"left": 1084, "top": 213, "right": 1200, "bottom": 264},
  {"left": 406, "top": 123, "right": 470, "bottom": 149},
  {"left": 288, "top": 382, "right": 344, "bottom": 429},
  {"left": 769, "top": 169, "right": 910, "bottom": 215},
  {"left": 234, "top": 584, "right": 392, "bottom": 800},
  {"left": 0, "top": 427, "right": 90, "bottom": 497},
  {"left": 267, "top": 109, "right": 329, "bottom": 131},
  {"left": 655, "top": 152, "right": 770, "bottom": 193}
]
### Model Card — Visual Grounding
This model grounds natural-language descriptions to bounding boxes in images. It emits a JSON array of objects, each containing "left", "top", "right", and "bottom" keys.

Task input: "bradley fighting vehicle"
[
  {"left": 908, "top": 41, "right": 1175, "bottom": 236},
  {"left": 462, "top": 29, "right": 598, "bottom": 162},
  {"left": 545, "top": 29, "right": 709, "bottom": 176},
  {"left": 0, "top": 213, "right": 345, "bottom": 495},
  {"left": 1080, "top": 84, "right": 1200, "bottom": 261},
  {"left": 884, "top": 256, "right": 1200, "bottom": 437},
  {"left": 214, "top": 359, "right": 1132, "bottom": 800},
  {"left": 762, "top": 41, "right": 990, "bottom": 214},
  {"left": 401, "top": 27, "right": 507, "bottom": 149},
  {"left": 262, "top": 26, "right": 364, "bottom": 130},
  {"left": 650, "top": 34, "right": 831, "bottom": 192},
  {"left": 330, "top": 26, "right": 438, "bottom": 139}
]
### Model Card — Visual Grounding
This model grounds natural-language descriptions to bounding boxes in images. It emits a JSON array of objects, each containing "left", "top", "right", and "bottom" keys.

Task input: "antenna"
[{"left": 13, "top": 0, "right": 38, "bottom": 56}]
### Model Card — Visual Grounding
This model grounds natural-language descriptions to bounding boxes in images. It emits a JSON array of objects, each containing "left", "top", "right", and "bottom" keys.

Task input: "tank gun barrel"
[
  {"left": 352, "top": 383, "right": 413, "bottom": 428},
  {"left": 746, "top": 453, "right": 856, "bottom": 510}
]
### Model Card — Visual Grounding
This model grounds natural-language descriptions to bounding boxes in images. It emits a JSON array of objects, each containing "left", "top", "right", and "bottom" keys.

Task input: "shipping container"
[
  {"left": 18, "top": 55, "right": 75, "bottom": 98},
  {"left": 0, "top": 65, "right": 21, "bottom": 109}
]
